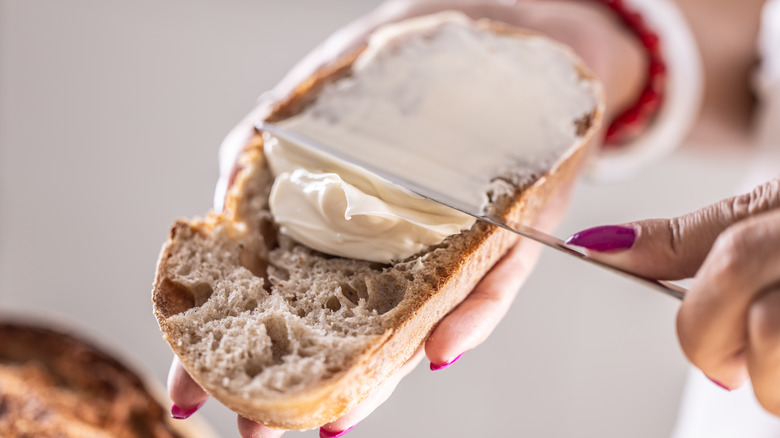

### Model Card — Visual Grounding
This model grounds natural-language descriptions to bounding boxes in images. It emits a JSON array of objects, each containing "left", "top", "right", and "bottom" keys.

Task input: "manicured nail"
[
  {"left": 319, "top": 425, "right": 356, "bottom": 438},
  {"left": 170, "top": 400, "right": 206, "bottom": 420},
  {"left": 707, "top": 376, "right": 732, "bottom": 392},
  {"left": 430, "top": 353, "right": 464, "bottom": 371},
  {"left": 565, "top": 225, "right": 636, "bottom": 252}
]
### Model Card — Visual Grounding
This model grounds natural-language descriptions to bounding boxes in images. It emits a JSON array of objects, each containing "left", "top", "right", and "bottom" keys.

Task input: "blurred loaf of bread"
[{"left": 0, "top": 320, "right": 215, "bottom": 438}]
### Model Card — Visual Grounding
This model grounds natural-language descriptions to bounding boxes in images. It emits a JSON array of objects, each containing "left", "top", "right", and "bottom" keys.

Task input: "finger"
[
  {"left": 425, "top": 237, "right": 544, "bottom": 367},
  {"left": 677, "top": 209, "right": 780, "bottom": 390},
  {"left": 167, "top": 356, "right": 209, "bottom": 419},
  {"left": 566, "top": 177, "right": 780, "bottom": 279},
  {"left": 747, "top": 287, "right": 780, "bottom": 415},
  {"left": 424, "top": 147, "right": 579, "bottom": 368},
  {"left": 320, "top": 346, "right": 426, "bottom": 436},
  {"left": 237, "top": 416, "right": 286, "bottom": 438}
]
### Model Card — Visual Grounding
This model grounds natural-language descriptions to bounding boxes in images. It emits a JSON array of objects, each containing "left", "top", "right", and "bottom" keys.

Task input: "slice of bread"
[
  {"left": 0, "top": 319, "right": 216, "bottom": 438},
  {"left": 153, "top": 15, "right": 602, "bottom": 430}
]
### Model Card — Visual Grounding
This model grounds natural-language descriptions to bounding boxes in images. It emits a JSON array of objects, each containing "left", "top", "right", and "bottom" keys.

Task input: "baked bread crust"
[
  {"left": 0, "top": 320, "right": 199, "bottom": 438},
  {"left": 153, "top": 18, "right": 602, "bottom": 430}
]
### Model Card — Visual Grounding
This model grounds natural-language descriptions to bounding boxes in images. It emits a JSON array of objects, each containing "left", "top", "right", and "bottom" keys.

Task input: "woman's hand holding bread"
[{"left": 160, "top": 1, "right": 647, "bottom": 437}]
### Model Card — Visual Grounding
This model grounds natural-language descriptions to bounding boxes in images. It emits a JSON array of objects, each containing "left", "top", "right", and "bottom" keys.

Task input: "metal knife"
[{"left": 258, "top": 121, "right": 686, "bottom": 301}]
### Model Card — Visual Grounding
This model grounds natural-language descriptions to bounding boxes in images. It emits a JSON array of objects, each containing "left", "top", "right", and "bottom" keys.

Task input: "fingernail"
[
  {"left": 319, "top": 424, "right": 356, "bottom": 438},
  {"left": 565, "top": 225, "right": 636, "bottom": 252},
  {"left": 170, "top": 400, "right": 206, "bottom": 420},
  {"left": 707, "top": 376, "right": 732, "bottom": 392},
  {"left": 430, "top": 352, "right": 464, "bottom": 371}
]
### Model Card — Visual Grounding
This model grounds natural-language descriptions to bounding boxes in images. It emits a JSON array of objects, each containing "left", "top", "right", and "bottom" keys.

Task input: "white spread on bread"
[
  {"left": 265, "top": 12, "right": 600, "bottom": 263},
  {"left": 265, "top": 135, "right": 473, "bottom": 263}
]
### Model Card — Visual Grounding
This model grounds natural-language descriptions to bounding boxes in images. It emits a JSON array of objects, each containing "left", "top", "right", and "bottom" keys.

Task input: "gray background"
[{"left": 0, "top": 1, "right": 752, "bottom": 437}]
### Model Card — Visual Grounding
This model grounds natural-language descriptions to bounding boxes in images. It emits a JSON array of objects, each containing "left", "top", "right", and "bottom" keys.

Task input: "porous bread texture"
[
  {"left": 0, "top": 322, "right": 188, "bottom": 438},
  {"left": 153, "top": 18, "right": 601, "bottom": 430}
]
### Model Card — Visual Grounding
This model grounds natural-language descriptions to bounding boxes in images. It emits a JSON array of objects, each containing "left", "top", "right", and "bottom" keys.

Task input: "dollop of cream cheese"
[
  {"left": 266, "top": 135, "right": 474, "bottom": 263},
  {"left": 264, "top": 12, "right": 600, "bottom": 263}
]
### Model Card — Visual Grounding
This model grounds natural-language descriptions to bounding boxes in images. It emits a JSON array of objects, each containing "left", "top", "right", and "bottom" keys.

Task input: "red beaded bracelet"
[{"left": 582, "top": 0, "right": 667, "bottom": 147}]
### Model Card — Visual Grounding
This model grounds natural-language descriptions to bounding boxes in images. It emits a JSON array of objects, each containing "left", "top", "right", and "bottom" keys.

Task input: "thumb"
[{"left": 565, "top": 178, "right": 780, "bottom": 280}]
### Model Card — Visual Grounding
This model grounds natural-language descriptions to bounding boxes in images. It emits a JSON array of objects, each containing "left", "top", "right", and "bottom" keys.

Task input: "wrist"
[
  {"left": 588, "top": 0, "right": 703, "bottom": 181},
  {"left": 549, "top": 1, "right": 648, "bottom": 127}
]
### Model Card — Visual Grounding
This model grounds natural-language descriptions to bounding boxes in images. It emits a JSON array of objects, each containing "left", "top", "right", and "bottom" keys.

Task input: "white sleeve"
[{"left": 587, "top": 0, "right": 704, "bottom": 182}]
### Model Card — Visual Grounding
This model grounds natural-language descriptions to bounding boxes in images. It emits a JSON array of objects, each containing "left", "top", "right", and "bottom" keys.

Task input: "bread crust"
[
  {"left": 0, "top": 320, "right": 212, "bottom": 438},
  {"left": 153, "top": 18, "right": 602, "bottom": 430}
]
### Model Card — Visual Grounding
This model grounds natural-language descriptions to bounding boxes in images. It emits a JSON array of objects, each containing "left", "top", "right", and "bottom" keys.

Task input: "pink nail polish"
[
  {"left": 319, "top": 425, "right": 356, "bottom": 438},
  {"left": 430, "top": 353, "right": 464, "bottom": 371},
  {"left": 707, "top": 377, "right": 732, "bottom": 392},
  {"left": 170, "top": 400, "right": 206, "bottom": 420},
  {"left": 565, "top": 225, "right": 637, "bottom": 252}
]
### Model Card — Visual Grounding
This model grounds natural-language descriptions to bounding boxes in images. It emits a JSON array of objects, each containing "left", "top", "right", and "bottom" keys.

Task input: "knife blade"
[{"left": 258, "top": 121, "right": 685, "bottom": 301}]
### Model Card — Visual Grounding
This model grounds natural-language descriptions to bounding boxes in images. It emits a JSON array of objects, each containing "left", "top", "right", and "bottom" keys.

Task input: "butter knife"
[{"left": 258, "top": 122, "right": 686, "bottom": 301}]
